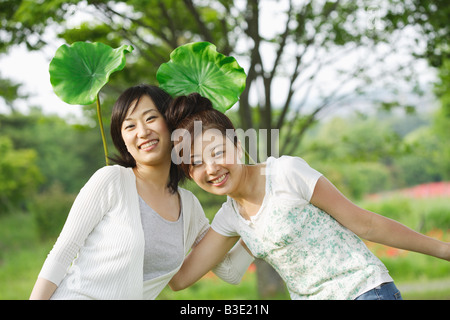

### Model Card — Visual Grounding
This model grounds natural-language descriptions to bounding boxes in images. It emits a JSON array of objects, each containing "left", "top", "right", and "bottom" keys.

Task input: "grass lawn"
[{"left": 1, "top": 206, "right": 449, "bottom": 300}]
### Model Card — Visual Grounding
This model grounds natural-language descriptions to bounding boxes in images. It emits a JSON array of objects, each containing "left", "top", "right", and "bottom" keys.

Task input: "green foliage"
[
  {"left": 315, "top": 162, "right": 392, "bottom": 200},
  {"left": 59, "top": 22, "right": 124, "bottom": 48},
  {"left": 0, "top": 109, "right": 104, "bottom": 194},
  {"left": 385, "top": 0, "right": 450, "bottom": 68},
  {"left": 48, "top": 41, "right": 134, "bottom": 165},
  {"left": 422, "top": 207, "right": 450, "bottom": 233},
  {"left": 0, "top": 136, "right": 43, "bottom": 214},
  {"left": 0, "top": 73, "right": 28, "bottom": 111},
  {"left": 2, "top": 0, "right": 448, "bottom": 170},
  {"left": 302, "top": 115, "right": 404, "bottom": 163},
  {"left": 432, "top": 58, "right": 450, "bottom": 179},
  {"left": 49, "top": 42, "right": 133, "bottom": 105},
  {"left": 361, "top": 197, "right": 450, "bottom": 233},
  {"left": 296, "top": 110, "right": 448, "bottom": 200},
  {"left": 363, "top": 197, "right": 416, "bottom": 227},
  {"left": 395, "top": 126, "right": 445, "bottom": 186},
  {"left": 382, "top": 251, "right": 450, "bottom": 284},
  {"left": 1, "top": 0, "right": 449, "bottom": 301},
  {"left": 360, "top": 198, "right": 450, "bottom": 288},
  {"left": 414, "top": 199, "right": 450, "bottom": 233},
  {"left": 157, "top": 42, "right": 246, "bottom": 112},
  {"left": 29, "top": 183, "right": 75, "bottom": 240}
]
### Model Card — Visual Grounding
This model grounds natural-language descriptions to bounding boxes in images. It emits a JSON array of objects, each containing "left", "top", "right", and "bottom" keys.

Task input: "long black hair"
[{"left": 110, "top": 84, "right": 182, "bottom": 193}]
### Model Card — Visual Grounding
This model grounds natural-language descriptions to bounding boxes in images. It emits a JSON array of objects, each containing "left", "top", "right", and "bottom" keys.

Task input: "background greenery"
[
  {"left": 1, "top": 0, "right": 449, "bottom": 299},
  {"left": 0, "top": 106, "right": 449, "bottom": 300}
]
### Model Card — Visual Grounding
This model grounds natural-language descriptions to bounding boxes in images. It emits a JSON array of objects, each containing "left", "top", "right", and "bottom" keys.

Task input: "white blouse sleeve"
[
  {"left": 276, "top": 156, "right": 322, "bottom": 201},
  {"left": 211, "top": 203, "right": 240, "bottom": 237},
  {"left": 38, "top": 166, "right": 120, "bottom": 286},
  {"left": 189, "top": 197, "right": 253, "bottom": 285},
  {"left": 211, "top": 204, "right": 253, "bottom": 284},
  {"left": 211, "top": 240, "right": 254, "bottom": 285}
]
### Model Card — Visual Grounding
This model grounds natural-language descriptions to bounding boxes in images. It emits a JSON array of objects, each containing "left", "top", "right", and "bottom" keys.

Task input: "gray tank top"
[{"left": 138, "top": 196, "right": 184, "bottom": 281}]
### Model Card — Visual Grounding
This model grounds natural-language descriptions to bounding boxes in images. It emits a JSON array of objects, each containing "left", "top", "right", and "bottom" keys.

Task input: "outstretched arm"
[
  {"left": 169, "top": 229, "right": 251, "bottom": 291},
  {"left": 310, "top": 176, "right": 450, "bottom": 261}
]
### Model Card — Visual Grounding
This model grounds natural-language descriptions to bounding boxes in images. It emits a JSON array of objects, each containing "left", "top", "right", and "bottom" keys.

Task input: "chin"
[
  {"left": 206, "top": 187, "right": 228, "bottom": 197},
  {"left": 139, "top": 153, "right": 169, "bottom": 166}
]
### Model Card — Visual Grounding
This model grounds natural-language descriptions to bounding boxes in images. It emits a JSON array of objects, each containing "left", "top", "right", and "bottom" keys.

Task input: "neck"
[
  {"left": 228, "top": 164, "right": 265, "bottom": 214},
  {"left": 133, "top": 161, "right": 171, "bottom": 192}
]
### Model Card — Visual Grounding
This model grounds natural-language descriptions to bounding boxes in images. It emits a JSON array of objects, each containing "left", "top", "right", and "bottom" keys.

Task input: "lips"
[
  {"left": 139, "top": 139, "right": 158, "bottom": 151},
  {"left": 209, "top": 173, "right": 228, "bottom": 186}
]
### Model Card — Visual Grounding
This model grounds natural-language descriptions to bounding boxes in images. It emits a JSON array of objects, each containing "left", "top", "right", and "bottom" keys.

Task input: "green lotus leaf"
[
  {"left": 156, "top": 42, "right": 246, "bottom": 113},
  {"left": 49, "top": 42, "right": 134, "bottom": 105}
]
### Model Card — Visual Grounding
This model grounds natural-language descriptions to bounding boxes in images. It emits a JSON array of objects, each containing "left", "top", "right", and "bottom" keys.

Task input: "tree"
[
  {"left": 1, "top": 0, "right": 443, "bottom": 299},
  {"left": 0, "top": 73, "right": 28, "bottom": 113},
  {"left": 2, "top": 1, "right": 434, "bottom": 154},
  {"left": 392, "top": 0, "right": 450, "bottom": 179},
  {"left": 384, "top": 0, "right": 450, "bottom": 68},
  {"left": 432, "top": 58, "right": 450, "bottom": 179}
]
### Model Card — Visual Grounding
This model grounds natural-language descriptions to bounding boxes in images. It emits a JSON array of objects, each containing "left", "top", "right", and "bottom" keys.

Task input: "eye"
[
  {"left": 123, "top": 123, "right": 135, "bottom": 130},
  {"left": 213, "top": 150, "right": 225, "bottom": 157},
  {"left": 192, "top": 160, "right": 203, "bottom": 166},
  {"left": 146, "top": 116, "right": 157, "bottom": 122},
  {"left": 191, "top": 157, "right": 203, "bottom": 167}
]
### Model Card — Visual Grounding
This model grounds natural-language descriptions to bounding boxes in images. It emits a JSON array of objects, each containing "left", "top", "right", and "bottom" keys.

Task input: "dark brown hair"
[
  {"left": 110, "top": 84, "right": 182, "bottom": 193},
  {"left": 166, "top": 92, "right": 238, "bottom": 178}
]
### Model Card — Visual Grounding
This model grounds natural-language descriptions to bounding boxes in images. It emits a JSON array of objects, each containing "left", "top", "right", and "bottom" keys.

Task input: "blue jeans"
[{"left": 355, "top": 282, "right": 403, "bottom": 300}]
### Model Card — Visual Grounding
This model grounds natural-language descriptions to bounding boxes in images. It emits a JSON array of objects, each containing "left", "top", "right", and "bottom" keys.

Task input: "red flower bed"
[{"left": 367, "top": 182, "right": 450, "bottom": 201}]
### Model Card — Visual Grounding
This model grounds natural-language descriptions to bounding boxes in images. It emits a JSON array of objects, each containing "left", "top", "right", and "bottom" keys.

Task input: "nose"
[
  {"left": 205, "top": 160, "right": 219, "bottom": 175},
  {"left": 137, "top": 122, "right": 151, "bottom": 138}
]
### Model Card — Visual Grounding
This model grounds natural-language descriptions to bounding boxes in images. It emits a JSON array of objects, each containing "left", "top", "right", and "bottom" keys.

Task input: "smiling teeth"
[
  {"left": 211, "top": 174, "right": 226, "bottom": 184},
  {"left": 141, "top": 141, "right": 157, "bottom": 149}
]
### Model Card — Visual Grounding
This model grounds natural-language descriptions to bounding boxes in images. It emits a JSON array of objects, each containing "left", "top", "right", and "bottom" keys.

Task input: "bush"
[
  {"left": 0, "top": 136, "right": 44, "bottom": 214},
  {"left": 361, "top": 197, "right": 450, "bottom": 232},
  {"left": 363, "top": 197, "right": 417, "bottom": 228},
  {"left": 419, "top": 204, "right": 450, "bottom": 233},
  {"left": 313, "top": 162, "right": 392, "bottom": 200},
  {"left": 29, "top": 183, "right": 75, "bottom": 240}
]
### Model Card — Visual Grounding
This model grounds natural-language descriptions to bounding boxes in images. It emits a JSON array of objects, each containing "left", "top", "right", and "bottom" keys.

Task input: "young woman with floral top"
[{"left": 167, "top": 93, "right": 450, "bottom": 300}]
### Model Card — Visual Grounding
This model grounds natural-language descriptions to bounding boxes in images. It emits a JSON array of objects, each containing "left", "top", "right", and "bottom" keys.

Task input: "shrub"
[
  {"left": 30, "top": 183, "right": 75, "bottom": 240},
  {"left": 420, "top": 205, "right": 450, "bottom": 233},
  {"left": 0, "top": 136, "right": 44, "bottom": 214},
  {"left": 363, "top": 197, "right": 417, "bottom": 228}
]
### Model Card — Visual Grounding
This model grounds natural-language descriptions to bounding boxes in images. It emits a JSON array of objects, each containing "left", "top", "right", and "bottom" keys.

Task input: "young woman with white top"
[
  {"left": 167, "top": 93, "right": 450, "bottom": 300},
  {"left": 29, "top": 85, "right": 253, "bottom": 300}
]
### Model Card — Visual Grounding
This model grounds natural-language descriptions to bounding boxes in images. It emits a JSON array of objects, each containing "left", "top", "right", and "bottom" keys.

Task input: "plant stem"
[
  {"left": 96, "top": 93, "right": 109, "bottom": 166},
  {"left": 243, "top": 148, "right": 256, "bottom": 165}
]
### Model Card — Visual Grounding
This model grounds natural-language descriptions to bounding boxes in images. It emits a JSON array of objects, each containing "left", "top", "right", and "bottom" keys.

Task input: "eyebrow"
[
  {"left": 190, "top": 143, "right": 225, "bottom": 159},
  {"left": 124, "top": 109, "right": 157, "bottom": 122}
]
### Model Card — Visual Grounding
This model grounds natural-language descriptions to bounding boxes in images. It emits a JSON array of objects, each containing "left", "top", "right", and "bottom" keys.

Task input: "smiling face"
[
  {"left": 121, "top": 95, "right": 172, "bottom": 167},
  {"left": 187, "top": 129, "right": 243, "bottom": 196}
]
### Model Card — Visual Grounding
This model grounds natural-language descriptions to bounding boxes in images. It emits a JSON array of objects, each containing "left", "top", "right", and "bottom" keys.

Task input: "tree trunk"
[{"left": 254, "top": 259, "right": 287, "bottom": 299}]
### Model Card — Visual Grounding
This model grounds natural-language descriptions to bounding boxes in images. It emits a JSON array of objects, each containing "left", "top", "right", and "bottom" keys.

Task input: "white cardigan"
[{"left": 38, "top": 165, "right": 252, "bottom": 300}]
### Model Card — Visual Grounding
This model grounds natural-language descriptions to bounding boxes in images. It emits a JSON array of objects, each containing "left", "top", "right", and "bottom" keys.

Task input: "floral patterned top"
[{"left": 211, "top": 156, "right": 392, "bottom": 300}]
